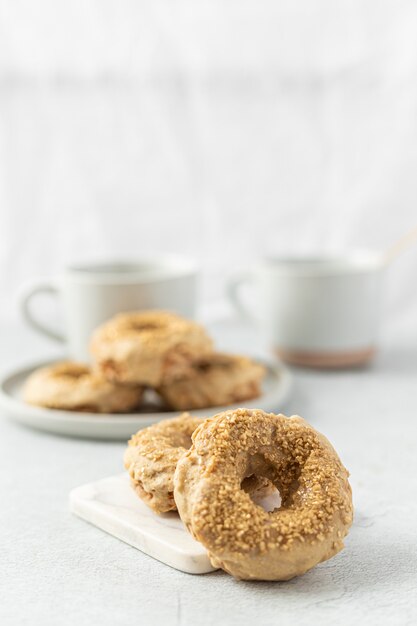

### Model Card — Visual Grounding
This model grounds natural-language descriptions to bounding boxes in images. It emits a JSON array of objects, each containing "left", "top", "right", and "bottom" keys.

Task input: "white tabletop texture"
[{"left": 0, "top": 319, "right": 416, "bottom": 626}]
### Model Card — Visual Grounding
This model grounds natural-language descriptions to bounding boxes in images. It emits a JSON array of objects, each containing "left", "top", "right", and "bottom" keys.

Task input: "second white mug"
[
  {"left": 228, "top": 253, "right": 384, "bottom": 368},
  {"left": 20, "top": 256, "right": 199, "bottom": 361}
]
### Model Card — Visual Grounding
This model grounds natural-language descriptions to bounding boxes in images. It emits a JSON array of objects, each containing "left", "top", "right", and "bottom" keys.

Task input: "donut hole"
[
  {"left": 242, "top": 453, "right": 303, "bottom": 512},
  {"left": 195, "top": 356, "right": 229, "bottom": 373},
  {"left": 53, "top": 366, "right": 88, "bottom": 380},
  {"left": 242, "top": 476, "right": 282, "bottom": 513},
  {"left": 129, "top": 321, "right": 161, "bottom": 332},
  {"left": 195, "top": 361, "right": 214, "bottom": 373}
]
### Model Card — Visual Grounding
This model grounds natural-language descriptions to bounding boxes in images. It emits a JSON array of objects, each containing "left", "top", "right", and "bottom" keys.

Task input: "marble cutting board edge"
[{"left": 69, "top": 473, "right": 217, "bottom": 575}]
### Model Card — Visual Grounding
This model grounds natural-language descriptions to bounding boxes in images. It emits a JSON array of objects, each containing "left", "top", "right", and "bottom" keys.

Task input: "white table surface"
[{"left": 1, "top": 319, "right": 416, "bottom": 626}]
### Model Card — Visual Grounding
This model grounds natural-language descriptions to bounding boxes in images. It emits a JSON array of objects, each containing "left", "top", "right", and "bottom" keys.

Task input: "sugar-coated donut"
[
  {"left": 23, "top": 362, "right": 144, "bottom": 413},
  {"left": 158, "top": 353, "right": 265, "bottom": 410},
  {"left": 124, "top": 413, "right": 204, "bottom": 513},
  {"left": 174, "top": 408, "right": 353, "bottom": 580},
  {"left": 91, "top": 311, "right": 213, "bottom": 387},
  {"left": 124, "top": 413, "right": 274, "bottom": 514}
]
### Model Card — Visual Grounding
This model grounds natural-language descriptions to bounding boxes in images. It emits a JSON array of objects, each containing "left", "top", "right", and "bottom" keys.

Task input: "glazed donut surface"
[
  {"left": 124, "top": 413, "right": 203, "bottom": 513},
  {"left": 158, "top": 353, "right": 265, "bottom": 410},
  {"left": 91, "top": 310, "right": 213, "bottom": 387},
  {"left": 174, "top": 408, "right": 353, "bottom": 580},
  {"left": 23, "top": 361, "right": 143, "bottom": 413}
]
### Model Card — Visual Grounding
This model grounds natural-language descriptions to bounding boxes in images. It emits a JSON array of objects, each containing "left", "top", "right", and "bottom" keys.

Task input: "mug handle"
[
  {"left": 227, "top": 271, "right": 258, "bottom": 322},
  {"left": 19, "top": 281, "right": 65, "bottom": 343}
]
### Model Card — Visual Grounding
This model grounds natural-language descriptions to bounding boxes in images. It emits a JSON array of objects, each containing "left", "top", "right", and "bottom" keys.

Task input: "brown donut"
[
  {"left": 23, "top": 362, "right": 143, "bottom": 413},
  {"left": 158, "top": 353, "right": 265, "bottom": 410},
  {"left": 174, "top": 408, "right": 353, "bottom": 580},
  {"left": 91, "top": 310, "right": 213, "bottom": 387},
  {"left": 124, "top": 413, "right": 203, "bottom": 513}
]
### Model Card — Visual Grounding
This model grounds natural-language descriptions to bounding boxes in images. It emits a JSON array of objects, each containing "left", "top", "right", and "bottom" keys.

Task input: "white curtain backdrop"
[{"left": 0, "top": 1, "right": 416, "bottom": 338}]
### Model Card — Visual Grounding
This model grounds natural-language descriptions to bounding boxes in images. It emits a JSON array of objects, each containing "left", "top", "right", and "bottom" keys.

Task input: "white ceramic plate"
[{"left": 0, "top": 358, "right": 293, "bottom": 440}]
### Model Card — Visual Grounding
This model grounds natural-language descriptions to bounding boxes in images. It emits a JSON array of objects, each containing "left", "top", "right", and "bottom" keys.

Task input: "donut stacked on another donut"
[
  {"left": 174, "top": 408, "right": 353, "bottom": 581},
  {"left": 91, "top": 310, "right": 214, "bottom": 387},
  {"left": 158, "top": 353, "right": 266, "bottom": 410},
  {"left": 23, "top": 310, "right": 266, "bottom": 413},
  {"left": 90, "top": 311, "right": 265, "bottom": 411}
]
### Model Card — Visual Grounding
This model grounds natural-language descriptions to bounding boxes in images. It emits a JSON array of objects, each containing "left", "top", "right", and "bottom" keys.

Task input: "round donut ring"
[
  {"left": 174, "top": 408, "right": 353, "bottom": 580},
  {"left": 23, "top": 362, "right": 144, "bottom": 413},
  {"left": 158, "top": 353, "right": 266, "bottom": 410},
  {"left": 124, "top": 413, "right": 274, "bottom": 515},
  {"left": 91, "top": 310, "right": 213, "bottom": 387}
]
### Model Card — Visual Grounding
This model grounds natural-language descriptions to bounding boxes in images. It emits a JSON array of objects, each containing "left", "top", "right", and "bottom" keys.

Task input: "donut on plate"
[
  {"left": 23, "top": 362, "right": 144, "bottom": 413},
  {"left": 124, "top": 413, "right": 273, "bottom": 514},
  {"left": 158, "top": 353, "right": 266, "bottom": 410},
  {"left": 174, "top": 408, "right": 353, "bottom": 580},
  {"left": 91, "top": 311, "right": 213, "bottom": 387}
]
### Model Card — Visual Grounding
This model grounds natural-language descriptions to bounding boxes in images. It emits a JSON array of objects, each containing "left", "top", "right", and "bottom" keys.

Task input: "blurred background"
[{"left": 1, "top": 0, "right": 417, "bottom": 337}]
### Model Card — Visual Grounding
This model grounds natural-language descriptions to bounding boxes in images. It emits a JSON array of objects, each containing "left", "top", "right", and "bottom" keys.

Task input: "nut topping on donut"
[{"left": 174, "top": 408, "right": 353, "bottom": 580}]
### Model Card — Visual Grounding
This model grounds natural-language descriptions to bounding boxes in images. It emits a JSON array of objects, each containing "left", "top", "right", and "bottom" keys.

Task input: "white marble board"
[{"left": 69, "top": 473, "right": 217, "bottom": 575}]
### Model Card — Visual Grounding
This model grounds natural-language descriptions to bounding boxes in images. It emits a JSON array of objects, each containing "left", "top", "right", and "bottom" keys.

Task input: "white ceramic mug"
[
  {"left": 20, "top": 256, "right": 198, "bottom": 361},
  {"left": 228, "top": 252, "right": 384, "bottom": 368}
]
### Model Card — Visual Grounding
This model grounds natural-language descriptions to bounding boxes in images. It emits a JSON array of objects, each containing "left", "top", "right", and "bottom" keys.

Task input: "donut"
[
  {"left": 124, "top": 413, "right": 203, "bottom": 513},
  {"left": 91, "top": 311, "right": 213, "bottom": 387},
  {"left": 158, "top": 353, "right": 266, "bottom": 410},
  {"left": 124, "top": 413, "right": 273, "bottom": 514},
  {"left": 174, "top": 408, "right": 353, "bottom": 581},
  {"left": 23, "top": 362, "right": 144, "bottom": 413}
]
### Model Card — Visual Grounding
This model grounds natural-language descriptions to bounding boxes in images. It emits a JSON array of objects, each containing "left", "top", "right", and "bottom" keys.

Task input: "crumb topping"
[
  {"left": 127, "top": 413, "right": 203, "bottom": 466},
  {"left": 176, "top": 409, "right": 353, "bottom": 555},
  {"left": 124, "top": 413, "right": 204, "bottom": 513}
]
